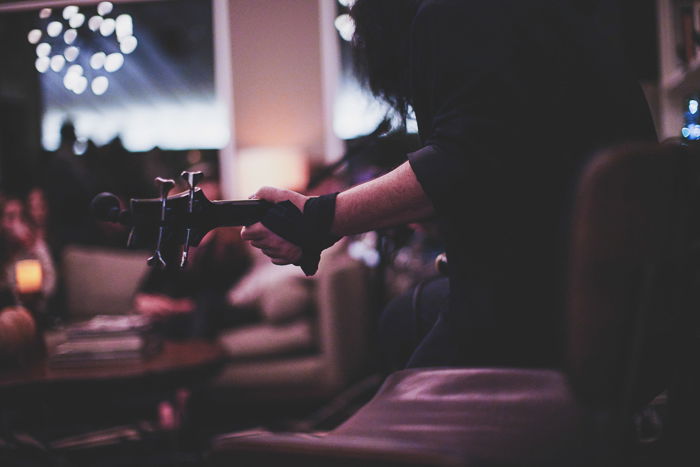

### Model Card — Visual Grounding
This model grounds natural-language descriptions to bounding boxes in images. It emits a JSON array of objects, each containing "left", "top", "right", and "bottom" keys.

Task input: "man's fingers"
[
  {"left": 260, "top": 247, "right": 281, "bottom": 256},
  {"left": 240, "top": 223, "right": 267, "bottom": 241},
  {"left": 260, "top": 245, "right": 300, "bottom": 264},
  {"left": 251, "top": 186, "right": 309, "bottom": 211},
  {"left": 241, "top": 213, "right": 304, "bottom": 267},
  {"left": 252, "top": 186, "right": 288, "bottom": 203},
  {"left": 271, "top": 258, "right": 292, "bottom": 266},
  {"left": 251, "top": 240, "right": 268, "bottom": 250},
  {"left": 250, "top": 239, "right": 283, "bottom": 252}
]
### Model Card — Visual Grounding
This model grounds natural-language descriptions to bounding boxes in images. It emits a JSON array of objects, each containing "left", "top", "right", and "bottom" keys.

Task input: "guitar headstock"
[
  {"left": 127, "top": 186, "right": 213, "bottom": 249},
  {"left": 91, "top": 171, "right": 271, "bottom": 269}
]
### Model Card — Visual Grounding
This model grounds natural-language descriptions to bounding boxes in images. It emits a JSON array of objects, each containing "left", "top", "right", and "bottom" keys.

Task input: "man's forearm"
[{"left": 332, "top": 161, "right": 435, "bottom": 236}]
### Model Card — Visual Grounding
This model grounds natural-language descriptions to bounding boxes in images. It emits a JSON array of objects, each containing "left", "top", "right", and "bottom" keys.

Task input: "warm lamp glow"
[
  {"left": 233, "top": 147, "right": 309, "bottom": 198},
  {"left": 15, "top": 260, "right": 43, "bottom": 294}
]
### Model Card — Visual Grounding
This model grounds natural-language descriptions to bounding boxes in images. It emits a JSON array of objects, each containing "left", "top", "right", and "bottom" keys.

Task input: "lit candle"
[{"left": 15, "top": 259, "right": 43, "bottom": 294}]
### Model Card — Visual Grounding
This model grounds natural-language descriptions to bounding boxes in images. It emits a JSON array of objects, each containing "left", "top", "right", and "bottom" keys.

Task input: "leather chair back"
[{"left": 566, "top": 142, "right": 699, "bottom": 411}]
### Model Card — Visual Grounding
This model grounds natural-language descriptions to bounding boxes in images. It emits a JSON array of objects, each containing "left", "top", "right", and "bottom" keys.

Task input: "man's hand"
[
  {"left": 241, "top": 186, "right": 309, "bottom": 265},
  {"left": 250, "top": 186, "right": 308, "bottom": 211}
]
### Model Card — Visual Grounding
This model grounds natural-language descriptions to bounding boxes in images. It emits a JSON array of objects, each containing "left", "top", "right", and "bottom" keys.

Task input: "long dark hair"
[{"left": 350, "top": 0, "right": 420, "bottom": 122}]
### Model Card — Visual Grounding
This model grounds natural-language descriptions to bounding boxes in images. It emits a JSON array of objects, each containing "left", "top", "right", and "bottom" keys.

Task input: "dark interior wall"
[
  {"left": 580, "top": 0, "right": 658, "bottom": 81},
  {"left": 0, "top": 9, "right": 42, "bottom": 195},
  {"left": 620, "top": 0, "right": 659, "bottom": 81}
]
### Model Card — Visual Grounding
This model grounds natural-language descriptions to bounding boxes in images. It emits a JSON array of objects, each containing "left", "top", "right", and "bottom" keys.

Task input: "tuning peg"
[
  {"left": 147, "top": 177, "right": 176, "bottom": 269},
  {"left": 154, "top": 177, "right": 176, "bottom": 198},
  {"left": 181, "top": 171, "right": 203, "bottom": 191},
  {"left": 179, "top": 171, "right": 203, "bottom": 268},
  {"left": 147, "top": 250, "right": 166, "bottom": 268}
]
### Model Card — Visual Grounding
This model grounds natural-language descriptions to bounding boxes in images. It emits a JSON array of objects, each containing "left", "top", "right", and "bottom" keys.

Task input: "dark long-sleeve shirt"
[{"left": 405, "top": 0, "right": 657, "bottom": 368}]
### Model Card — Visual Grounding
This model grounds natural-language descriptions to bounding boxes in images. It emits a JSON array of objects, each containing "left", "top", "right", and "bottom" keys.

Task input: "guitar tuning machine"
[
  {"left": 179, "top": 170, "right": 204, "bottom": 268},
  {"left": 147, "top": 177, "right": 175, "bottom": 269}
]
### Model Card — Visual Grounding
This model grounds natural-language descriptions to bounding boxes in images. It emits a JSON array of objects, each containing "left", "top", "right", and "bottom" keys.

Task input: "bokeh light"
[
  {"left": 104, "top": 53, "right": 124, "bottom": 72},
  {"left": 50, "top": 55, "right": 66, "bottom": 72},
  {"left": 119, "top": 36, "right": 137, "bottom": 54},
  {"left": 31, "top": 1, "right": 139, "bottom": 97},
  {"left": 90, "top": 52, "right": 106, "bottom": 70},
  {"left": 47, "top": 21, "right": 63, "bottom": 38},
  {"left": 97, "top": 2, "right": 113, "bottom": 16},
  {"left": 88, "top": 15, "right": 103, "bottom": 32},
  {"left": 99, "top": 18, "right": 116, "bottom": 36},
  {"left": 35, "top": 56, "right": 50, "bottom": 73},
  {"left": 69, "top": 13, "right": 85, "bottom": 29},
  {"left": 73, "top": 137, "right": 88, "bottom": 155},
  {"left": 64, "top": 46, "right": 80, "bottom": 62},
  {"left": 36, "top": 43, "right": 51, "bottom": 57},
  {"left": 37, "top": 0, "right": 222, "bottom": 151},
  {"left": 62, "top": 6, "right": 78, "bottom": 20},
  {"left": 28, "top": 29, "right": 42, "bottom": 44},
  {"left": 73, "top": 76, "right": 88, "bottom": 94},
  {"left": 115, "top": 14, "right": 133, "bottom": 40},
  {"left": 91, "top": 76, "right": 109, "bottom": 95},
  {"left": 334, "top": 14, "right": 354, "bottom": 42},
  {"left": 67, "top": 64, "right": 84, "bottom": 76},
  {"left": 64, "top": 29, "right": 77, "bottom": 44},
  {"left": 63, "top": 64, "right": 86, "bottom": 93}
]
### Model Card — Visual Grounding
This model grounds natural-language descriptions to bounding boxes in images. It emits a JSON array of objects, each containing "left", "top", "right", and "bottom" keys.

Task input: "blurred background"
[{"left": 0, "top": 0, "right": 669, "bottom": 465}]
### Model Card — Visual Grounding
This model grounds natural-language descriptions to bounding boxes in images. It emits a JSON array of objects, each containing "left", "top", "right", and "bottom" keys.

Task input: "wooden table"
[
  {"left": 0, "top": 338, "right": 227, "bottom": 440},
  {"left": 0, "top": 339, "right": 226, "bottom": 391}
]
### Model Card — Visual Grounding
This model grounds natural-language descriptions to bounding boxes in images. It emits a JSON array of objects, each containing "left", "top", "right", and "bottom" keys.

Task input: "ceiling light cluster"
[{"left": 28, "top": 2, "right": 138, "bottom": 95}]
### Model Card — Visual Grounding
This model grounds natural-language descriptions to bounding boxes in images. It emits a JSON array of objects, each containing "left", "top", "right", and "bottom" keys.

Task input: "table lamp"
[
  {"left": 15, "top": 259, "right": 43, "bottom": 295},
  {"left": 233, "top": 146, "right": 309, "bottom": 198}
]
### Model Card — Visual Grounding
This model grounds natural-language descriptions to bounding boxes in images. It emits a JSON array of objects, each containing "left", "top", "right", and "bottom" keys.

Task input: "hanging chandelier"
[{"left": 28, "top": 2, "right": 138, "bottom": 95}]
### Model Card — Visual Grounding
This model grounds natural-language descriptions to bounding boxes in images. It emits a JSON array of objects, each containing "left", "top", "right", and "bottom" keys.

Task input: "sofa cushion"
[
  {"left": 218, "top": 318, "right": 315, "bottom": 360},
  {"left": 258, "top": 276, "right": 313, "bottom": 324},
  {"left": 62, "top": 246, "right": 149, "bottom": 318},
  {"left": 212, "top": 355, "right": 328, "bottom": 393},
  {"left": 228, "top": 258, "right": 313, "bottom": 324},
  {"left": 211, "top": 368, "right": 590, "bottom": 466},
  {"left": 332, "top": 368, "right": 586, "bottom": 464}
]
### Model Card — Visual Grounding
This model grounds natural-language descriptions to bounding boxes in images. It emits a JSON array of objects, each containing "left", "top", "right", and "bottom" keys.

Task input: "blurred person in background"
[
  {"left": 0, "top": 193, "right": 57, "bottom": 318},
  {"left": 26, "top": 187, "right": 49, "bottom": 241},
  {"left": 39, "top": 121, "right": 101, "bottom": 252}
]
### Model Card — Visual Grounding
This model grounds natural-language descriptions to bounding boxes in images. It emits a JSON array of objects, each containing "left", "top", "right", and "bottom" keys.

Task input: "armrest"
[
  {"left": 209, "top": 432, "right": 460, "bottom": 467},
  {"left": 315, "top": 251, "right": 371, "bottom": 387}
]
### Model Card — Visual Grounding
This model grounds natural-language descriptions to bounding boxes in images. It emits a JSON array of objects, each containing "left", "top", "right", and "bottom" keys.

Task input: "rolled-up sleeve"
[
  {"left": 407, "top": 1, "right": 524, "bottom": 214},
  {"left": 407, "top": 144, "right": 460, "bottom": 217}
]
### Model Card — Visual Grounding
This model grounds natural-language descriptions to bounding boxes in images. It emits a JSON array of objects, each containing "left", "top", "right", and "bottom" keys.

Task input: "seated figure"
[{"left": 0, "top": 193, "right": 57, "bottom": 316}]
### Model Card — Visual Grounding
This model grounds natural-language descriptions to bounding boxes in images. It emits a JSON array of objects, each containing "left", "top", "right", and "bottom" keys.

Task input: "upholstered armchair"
[
  {"left": 211, "top": 242, "right": 373, "bottom": 401},
  {"left": 208, "top": 142, "right": 700, "bottom": 466},
  {"left": 59, "top": 240, "right": 374, "bottom": 405}
]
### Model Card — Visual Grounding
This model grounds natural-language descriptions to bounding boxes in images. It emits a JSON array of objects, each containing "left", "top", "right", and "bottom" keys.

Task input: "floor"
[{"left": 0, "top": 376, "right": 384, "bottom": 467}]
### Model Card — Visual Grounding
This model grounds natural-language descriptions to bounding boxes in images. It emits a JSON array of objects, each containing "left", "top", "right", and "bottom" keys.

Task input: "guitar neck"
[{"left": 207, "top": 199, "right": 272, "bottom": 227}]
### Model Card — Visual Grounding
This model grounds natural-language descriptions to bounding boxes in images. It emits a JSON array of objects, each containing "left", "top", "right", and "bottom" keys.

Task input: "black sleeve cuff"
[
  {"left": 407, "top": 144, "right": 463, "bottom": 216},
  {"left": 260, "top": 194, "right": 341, "bottom": 276}
]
